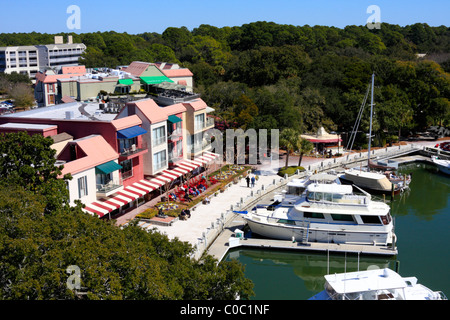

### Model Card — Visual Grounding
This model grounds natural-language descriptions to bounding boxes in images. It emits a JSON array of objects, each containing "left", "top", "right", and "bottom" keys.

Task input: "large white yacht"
[
  {"left": 242, "top": 176, "right": 396, "bottom": 247},
  {"left": 309, "top": 268, "right": 447, "bottom": 300}
]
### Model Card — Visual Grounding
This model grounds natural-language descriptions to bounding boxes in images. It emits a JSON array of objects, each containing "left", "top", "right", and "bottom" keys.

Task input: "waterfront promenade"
[{"left": 116, "top": 139, "right": 449, "bottom": 260}]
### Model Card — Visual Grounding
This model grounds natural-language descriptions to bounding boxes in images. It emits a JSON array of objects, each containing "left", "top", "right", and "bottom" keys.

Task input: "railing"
[{"left": 96, "top": 181, "right": 122, "bottom": 194}]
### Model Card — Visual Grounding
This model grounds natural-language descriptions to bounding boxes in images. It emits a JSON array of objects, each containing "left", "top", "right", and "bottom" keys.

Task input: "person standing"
[
  {"left": 246, "top": 175, "right": 250, "bottom": 187},
  {"left": 251, "top": 175, "right": 255, "bottom": 188}
]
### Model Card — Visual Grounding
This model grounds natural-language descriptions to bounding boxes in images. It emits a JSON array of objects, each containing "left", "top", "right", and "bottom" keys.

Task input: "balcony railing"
[
  {"left": 168, "top": 151, "right": 183, "bottom": 163},
  {"left": 96, "top": 181, "right": 122, "bottom": 195},
  {"left": 120, "top": 141, "right": 148, "bottom": 158}
]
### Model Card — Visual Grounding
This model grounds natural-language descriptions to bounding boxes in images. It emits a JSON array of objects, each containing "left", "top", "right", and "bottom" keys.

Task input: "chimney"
[{"left": 54, "top": 36, "right": 63, "bottom": 44}]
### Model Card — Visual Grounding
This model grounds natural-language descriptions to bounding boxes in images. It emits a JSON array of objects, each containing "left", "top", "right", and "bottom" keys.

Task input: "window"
[
  {"left": 331, "top": 214, "right": 354, "bottom": 222},
  {"left": 121, "top": 159, "right": 133, "bottom": 179},
  {"left": 78, "top": 176, "right": 88, "bottom": 198},
  {"left": 277, "top": 219, "right": 296, "bottom": 225},
  {"left": 304, "top": 212, "right": 325, "bottom": 219},
  {"left": 153, "top": 150, "right": 167, "bottom": 172},
  {"left": 152, "top": 126, "right": 166, "bottom": 147},
  {"left": 361, "top": 215, "right": 382, "bottom": 224},
  {"left": 119, "top": 137, "right": 137, "bottom": 153},
  {"left": 194, "top": 113, "right": 205, "bottom": 131}
]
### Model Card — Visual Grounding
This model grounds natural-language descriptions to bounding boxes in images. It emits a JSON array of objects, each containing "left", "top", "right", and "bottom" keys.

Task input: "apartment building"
[
  {"left": 0, "top": 97, "right": 219, "bottom": 219},
  {"left": 0, "top": 36, "right": 86, "bottom": 81}
]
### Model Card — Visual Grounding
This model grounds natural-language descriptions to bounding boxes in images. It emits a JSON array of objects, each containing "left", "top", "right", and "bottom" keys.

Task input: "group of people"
[
  {"left": 245, "top": 175, "right": 256, "bottom": 188},
  {"left": 179, "top": 208, "right": 191, "bottom": 220}
]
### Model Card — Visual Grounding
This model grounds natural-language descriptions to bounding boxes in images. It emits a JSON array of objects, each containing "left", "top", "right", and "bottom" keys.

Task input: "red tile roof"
[
  {"left": 161, "top": 68, "right": 193, "bottom": 77},
  {"left": 59, "top": 135, "right": 119, "bottom": 176},
  {"left": 122, "top": 61, "right": 151, "bottom": 77}
]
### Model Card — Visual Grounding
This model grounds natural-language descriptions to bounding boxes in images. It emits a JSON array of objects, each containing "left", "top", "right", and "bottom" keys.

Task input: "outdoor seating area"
[{"left": 135, "top": 164, "right": 252, "bottom": 224}]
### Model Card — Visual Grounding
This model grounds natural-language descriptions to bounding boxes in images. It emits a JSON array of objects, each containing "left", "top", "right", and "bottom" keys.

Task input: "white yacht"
[
  {"left": 309, "top": 268, "right": 447, "bottom": 300},
  {"left": 243, "top": 178, "right": 396, "bottom": 247},
  {"left": 432, "top": 156, "right": 450, "bottom": 175}
]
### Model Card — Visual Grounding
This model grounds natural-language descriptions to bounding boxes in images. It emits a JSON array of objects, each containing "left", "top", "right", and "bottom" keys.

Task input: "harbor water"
[{"left": 224, "top": 162, "right": 450, "bottom": 300}]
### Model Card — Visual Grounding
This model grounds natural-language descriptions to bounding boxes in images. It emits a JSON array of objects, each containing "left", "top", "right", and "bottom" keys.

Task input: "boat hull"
[
  {"left": 339, "top": 175, "right": 402, "bottom": 195},
  {"left": 244, "top": 215, "right": 394, "bottom": 246}
]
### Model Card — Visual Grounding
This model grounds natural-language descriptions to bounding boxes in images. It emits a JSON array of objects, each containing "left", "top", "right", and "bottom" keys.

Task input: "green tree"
[
  {"left": 280, "top": 128, "right": 300, "bottom": 169},
  {"left": 0, "top": 132, "right": 71, "bottom": 214},
  {"left": 297, "top": 138, "right": 314, "bottom": 167}
]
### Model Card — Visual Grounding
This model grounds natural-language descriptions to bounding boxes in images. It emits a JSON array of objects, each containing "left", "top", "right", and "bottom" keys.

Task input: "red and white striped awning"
[{"left": 82, "top": 179, "right": 158, "bottom": 218}]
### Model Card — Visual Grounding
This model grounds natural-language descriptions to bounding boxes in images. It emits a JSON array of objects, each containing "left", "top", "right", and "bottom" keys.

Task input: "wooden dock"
[{"left": 207, "top": 215, "right": 398, "bottom": 262}]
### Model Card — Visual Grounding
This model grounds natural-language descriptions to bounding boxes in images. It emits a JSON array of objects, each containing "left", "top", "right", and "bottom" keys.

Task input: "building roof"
[
  {"left": 111, "top": 114, "right": 142, "bottom": 130},
  {"left": 62, "top": 66, "right": 86, "bottom": 74},
  {"left": 35, "top": 72, "right": 85, "bottom": 84},
  {"left": 161, "top": 68, "right": 193, "bottom": 78},
  {"left": 50, "top": 132, "right": 73, "bottom": 144},
  {"left": 59, "top": 134, "right": 119, "bottom": 176},
  {"left": 183, "top": 99, "right": 208, "bottom": 111},
  {"left": 0, "top": 122, "right": 57, "bottom": 132},
  {"left": 301, "top": 127, "right": 342, "bottom": 144},
  {"left": 122, "top": 61, "right": 151, "bottom": 77},
  {"left": 129, "top": 99, "right": 187, "bottom": 124}
]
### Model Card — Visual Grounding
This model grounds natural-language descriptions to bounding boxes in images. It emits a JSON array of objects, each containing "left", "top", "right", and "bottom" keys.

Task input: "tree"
[
  {"left": 279, "top": 128, "right": 300, "bottom": 169},
  {"left": 7, "top": 83, "right": 35, "bottom": 109},
  {"left": 0, "top": 132, "right": 71, "bottom": 214},
  {"left": 297, "top": 138, "right": 314, "bottom": 167}
]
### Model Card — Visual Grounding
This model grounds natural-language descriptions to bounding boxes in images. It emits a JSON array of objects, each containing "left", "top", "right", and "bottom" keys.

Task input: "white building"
[{"left": 0, "top": 36, "right": 86, "bottom": 81}]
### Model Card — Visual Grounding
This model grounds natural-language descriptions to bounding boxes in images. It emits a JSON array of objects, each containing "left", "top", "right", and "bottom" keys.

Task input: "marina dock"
[{"left": 207, "top": 215, "right": 398, "bottom": 262}]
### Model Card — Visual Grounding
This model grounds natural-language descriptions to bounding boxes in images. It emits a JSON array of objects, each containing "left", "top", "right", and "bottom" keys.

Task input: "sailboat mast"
[{"left": 368, "top": 73, "right": 375, "bottom": 166}]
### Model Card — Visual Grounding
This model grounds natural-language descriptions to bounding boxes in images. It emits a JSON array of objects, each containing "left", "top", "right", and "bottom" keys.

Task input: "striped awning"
[{"left": 82, "top": 179, "right": 158, "bottom": 218}]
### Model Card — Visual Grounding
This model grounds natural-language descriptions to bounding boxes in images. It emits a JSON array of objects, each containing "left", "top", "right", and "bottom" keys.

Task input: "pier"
[{"left": 207, "top": 215, "right": 398, "bottom": 262}]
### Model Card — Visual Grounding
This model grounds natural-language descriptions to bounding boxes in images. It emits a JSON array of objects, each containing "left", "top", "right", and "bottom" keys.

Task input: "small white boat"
[
  {"left": 243, "top": 175, "right": 396, "bottom": 247},
  {"left": 431, "top": 156, "right": 450, "bottom": 175},
  {"left": 309, "top": 268, "right": 447, "bottom": 300}
]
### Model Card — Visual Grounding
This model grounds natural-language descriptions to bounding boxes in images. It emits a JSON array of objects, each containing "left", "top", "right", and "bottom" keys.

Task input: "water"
[{"left": 224, "top": 162, "right": 450, "bottom": 300}]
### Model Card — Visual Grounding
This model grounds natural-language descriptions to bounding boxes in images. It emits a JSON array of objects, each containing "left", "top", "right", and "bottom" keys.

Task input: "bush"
[{"left": 278, "top": 166, "right": 305, "bottom": 177}]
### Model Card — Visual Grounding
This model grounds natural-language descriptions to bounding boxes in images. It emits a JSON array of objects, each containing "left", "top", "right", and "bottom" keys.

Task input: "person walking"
[
  {"left": 246, "top": 175, "right": 250, "bottom": 187},
  {"left": 251, "top": 175, "right": 255, "bottom": 188}
]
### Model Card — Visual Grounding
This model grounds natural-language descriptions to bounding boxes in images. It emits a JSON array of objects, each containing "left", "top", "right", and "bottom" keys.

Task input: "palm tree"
[
  {"left": 297, "top": 137, "right": 314, "bottom": 167},
  {"left": 280, "top": 128, "right": 300, "bottom": 169}
]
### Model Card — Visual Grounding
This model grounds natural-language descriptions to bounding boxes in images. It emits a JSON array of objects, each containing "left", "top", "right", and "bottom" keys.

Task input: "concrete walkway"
[{"left": 141, "top": 172, "right": 279, "bottom": 247}]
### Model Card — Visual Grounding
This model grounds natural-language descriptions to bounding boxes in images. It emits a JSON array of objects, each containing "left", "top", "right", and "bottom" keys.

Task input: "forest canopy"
[{"left": 1, "top": 22, "right": 449, "bottom": 142}]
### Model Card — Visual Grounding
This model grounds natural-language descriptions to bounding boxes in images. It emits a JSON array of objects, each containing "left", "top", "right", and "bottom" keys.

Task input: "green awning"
[
  {"left": 118, "top": 78, "right": 134, "bottom": 85},
  {"left": 140, "top": 76, "right": 174, "bottom": 85},
  {"left": 95, "top": 161, "right": 122, "bottom": 175},
  {"left": 168, "top": 115, "right": 182, "bottom": 123}
]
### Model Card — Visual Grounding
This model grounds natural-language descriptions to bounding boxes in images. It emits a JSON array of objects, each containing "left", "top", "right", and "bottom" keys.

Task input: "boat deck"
[{"left": 207, "top": 215, "right": 398, "bottom": 262}]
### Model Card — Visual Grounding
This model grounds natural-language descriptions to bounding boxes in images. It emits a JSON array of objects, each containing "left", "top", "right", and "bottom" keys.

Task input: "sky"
[{"left": 0, "top": 0, "right": 448, "bottom": 34}]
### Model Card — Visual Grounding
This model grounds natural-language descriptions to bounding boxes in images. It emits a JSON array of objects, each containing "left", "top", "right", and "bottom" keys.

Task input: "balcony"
[
  {"left": 167, "top": 128, "right": 183, "bottom": 142},
  {"left": 194, "top": 117, "right": 215, "bottom": 132},
  {"left": 168, "top": 151, "right": 183, "bottom": 164},
  {"left": 96, "top": 180, "right": 123, "bottom": 197},
  {"left": 119, "top": 142, "right": 148, "bottom": 160}
]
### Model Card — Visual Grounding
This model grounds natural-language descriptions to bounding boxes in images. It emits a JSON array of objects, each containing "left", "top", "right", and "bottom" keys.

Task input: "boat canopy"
[
  {"left": 324, "top": 268, "right": 409, "bottom": 294},
  {"left": 307, "top": 183, "right": 353, "bottom": 194}
]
